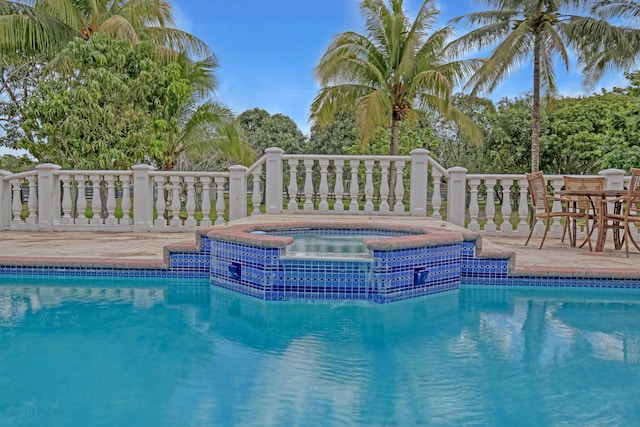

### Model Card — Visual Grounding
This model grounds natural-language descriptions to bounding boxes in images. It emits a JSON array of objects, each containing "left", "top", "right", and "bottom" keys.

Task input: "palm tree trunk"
[{"left": 531, "top": 35, "right": 541, "bottom": 173}]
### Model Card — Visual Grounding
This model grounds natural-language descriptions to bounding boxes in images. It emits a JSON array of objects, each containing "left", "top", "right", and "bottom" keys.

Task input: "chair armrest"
[
  {"left": 599, "top": 195, "right": 627, "bottom": 205},
  {"left": 548, "top": 195, "right": 575, "bottom": 203},
  {"left": 599, "top": 195, "right": 628, "bottom": 214}
]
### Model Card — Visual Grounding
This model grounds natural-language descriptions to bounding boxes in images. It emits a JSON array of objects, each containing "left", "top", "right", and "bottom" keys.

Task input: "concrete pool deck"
[{"left": 0, "top": 215, "right": 638, "bottom": 276}]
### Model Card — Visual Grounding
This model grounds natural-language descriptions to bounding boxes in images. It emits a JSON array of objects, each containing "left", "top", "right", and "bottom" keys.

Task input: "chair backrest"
[
  {"left": 526, "top": 171, "right": 549, "bottom": 211},
  {"left": 626, "top": 168, "right": 640, "bottom": 215},
  {"left": 563, "top": 176, "right": 605, "bottom": 210}
]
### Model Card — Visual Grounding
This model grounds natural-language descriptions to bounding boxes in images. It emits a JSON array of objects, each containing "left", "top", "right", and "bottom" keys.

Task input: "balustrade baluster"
[
  {"left": 60, "top": 174, "right": 73, "bottom": 224},
  {"left": 251, "top": 169, "right": 262, "bottom": 215},
  {"left": 349, "top": 160, "right": 360, "bottom": 212},
  {"left": 90, "top": 175, "right": 102, "bottom": 225},
  {"left": 10, "top": 179, "right": 22, "bottom": 225},
  {"left": 517, "top": 178, "right": 529, "bottom": 233},
  {"left": 154, "top": 176, "right": 167, "bottom": 227},
  {"left": 76, "top": 175, "right": 88, "bottom": 225},
  {"left": 485, "top": 179, "right": 496, "bottom": 232},
  {"left": 184, "top": 176, "right": 196, "bottom": 227},
  {"left": 120, "top": 175, "right": 131, "bottom": 224},
  {"left": 170, "top": 176, "right": 182, "bottom": 227},
  {"left": 468, "top": 178, "right": 480, "bottom": 231},
  {"left": 105, "top": 175, "right": 117, "bottom": 225},
  {"left": 215, "top": 177, "right": 226, "bottom": 224},
  {"left": 364, "top": 160, "right": 374, "bottom": 212},
  {"left": 200, "top": 177, "right": 212, "bottom": 226},
  {"left": 318, "top": 159, "right": 329, "bottom": 211},
  {"left": 27, "top": 177, "right": 37, "bottom": 224},
  {"left": 379, "top": 160, "right": 390, "bottom": 212},
  {"left": 394, "top": 160, "right": 405, "bottom": 213},
  {"left": 500, "top": 179, "right": 513, "bottom": 233},
  {"left": 287, "top": 159, "right": 299, "bottom": 211},
  {"left": 333, "top": 159, "right": 344, "bottom": 211},
  {"left": 303, "top": 159, "right": 314, "bottom": 211},
  {"left": 431, "top": 169, "right": 442, "bottom": 219}
]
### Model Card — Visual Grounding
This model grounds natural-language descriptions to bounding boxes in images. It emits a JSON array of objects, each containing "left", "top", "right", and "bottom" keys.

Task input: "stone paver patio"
[{"left": 0, "top": 215, "right": 638, "bottom": 276}]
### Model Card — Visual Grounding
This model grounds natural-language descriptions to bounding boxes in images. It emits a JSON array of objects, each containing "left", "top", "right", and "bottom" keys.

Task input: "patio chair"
[
  {"left": 598, "top": 168, "right": 640, "bottom": 257},
  {"left": 525, "top": 171, "right": 574, "bottom": 249},
  {"left": 563, "top": 176, "right": 605, "bottom": 251}
]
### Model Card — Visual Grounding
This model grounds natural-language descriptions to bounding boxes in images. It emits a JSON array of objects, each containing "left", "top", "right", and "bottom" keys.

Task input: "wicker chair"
[
  {"left": 598, "top": 168, "right": 640, "bottom": 257},
  {"left": 563, "top": 176, "right": 605, "bottom": 251},
  {"left": 525, "top": 171, "right": 574, "bottom": 249}
]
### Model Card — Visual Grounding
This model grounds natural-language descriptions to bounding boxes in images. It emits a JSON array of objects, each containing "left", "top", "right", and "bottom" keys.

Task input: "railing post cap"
[
  {"left": 448, "top": 166, "right": 468, "bottom": 173},
  {"left": 598, "top": 168, "right": 627, "bottom": 176},
  {"left": 35, "top": 163, "right": 62, "bottom": 170},
  {"left": 410, "top": 148, "right": 430, "bottom": 155},
  {"left": 131, "top": 164, "right": 156, "bottom": 171},
  {"left": 265, "top": 147, "right": 284, "bottom": 154},
  {"left": 229, "top": 165, "right": 248, "bottom": 172},
  {"left": 0, "top": 170, "right": 11, "bottom": 176}
]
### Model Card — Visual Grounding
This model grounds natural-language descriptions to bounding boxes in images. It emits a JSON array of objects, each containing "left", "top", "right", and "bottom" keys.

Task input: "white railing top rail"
[
  {"left": 466, "top": 173, "right": 605, "bottom": 180},
  {"left": 2, "top": 170, "right": 37, "bottom": 181},
  {"left": 245, "top": 155, "right": 266, "bottom": 176},
  {"left": 54, "top": 169, "right": 132, "bottom": 176},
  {"left": 149, "top": 171, "right": 229, "bottom": 178},
  {"left": 282, "top": 154, "right": 413, "bottom": 162},
  {"left": 428, "top": 157, "right": 449, "bottom": 179}
]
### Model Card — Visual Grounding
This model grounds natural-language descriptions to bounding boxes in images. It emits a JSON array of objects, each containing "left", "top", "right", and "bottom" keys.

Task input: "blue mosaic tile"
[{"left": 3, "top": 230, "right": 640, "bottom": 302}]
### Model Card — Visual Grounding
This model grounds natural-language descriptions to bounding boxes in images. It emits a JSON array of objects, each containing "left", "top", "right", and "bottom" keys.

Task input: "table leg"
[{"left": 596, "top": 196, "right": 607, "bottom": 252}]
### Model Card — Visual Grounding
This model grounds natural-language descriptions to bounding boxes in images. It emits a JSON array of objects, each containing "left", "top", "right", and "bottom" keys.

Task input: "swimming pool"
[{"left": 2, "top": 276, "right": 639, "bottom": 426}]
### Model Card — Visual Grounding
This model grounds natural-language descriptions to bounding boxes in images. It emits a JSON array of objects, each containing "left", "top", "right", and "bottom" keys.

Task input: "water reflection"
[{"left": 2, "top": 279, "right": 640, "bottom": 425}]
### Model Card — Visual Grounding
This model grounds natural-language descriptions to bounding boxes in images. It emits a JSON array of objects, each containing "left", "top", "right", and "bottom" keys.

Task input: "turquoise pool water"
[{"left": 1, "top": 276, "right": 640, "bottom": 426}]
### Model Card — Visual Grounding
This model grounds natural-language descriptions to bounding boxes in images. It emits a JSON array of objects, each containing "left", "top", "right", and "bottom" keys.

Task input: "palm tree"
[
  {"left": 449, "top": 0, "right": 640, "bottom": 173},
  {"left": 163, "top": 100, "right": 255, "bottom": 171},
  {"left": 311, "top": 0, "right": 482, "bottom": 158},
  {"left": 0, "top": 0, "right": 210, "bottom": 60},
  {"left": 159, "top": 54, "right": 253, "bottom": 171}
]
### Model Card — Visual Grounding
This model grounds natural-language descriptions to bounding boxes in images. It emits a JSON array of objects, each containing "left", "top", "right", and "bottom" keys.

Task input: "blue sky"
[{"left": 172, "top": 0, "right": 629, "bottom": 136}]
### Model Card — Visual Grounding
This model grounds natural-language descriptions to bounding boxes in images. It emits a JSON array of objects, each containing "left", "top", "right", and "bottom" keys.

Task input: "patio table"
[{"left": 558, "top": 188, "right": 628, "bottom": 252}]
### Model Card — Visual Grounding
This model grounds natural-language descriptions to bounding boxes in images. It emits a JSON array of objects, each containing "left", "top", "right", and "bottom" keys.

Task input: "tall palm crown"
[
  {"left": 311, "top": 0, "right": 481, "bottom": 156},
  {"left": 0, "top": 0, "right": 210, "bottom": 60},
  {"left": 449, "top": 0, "right": 640, "bottom": 172}
]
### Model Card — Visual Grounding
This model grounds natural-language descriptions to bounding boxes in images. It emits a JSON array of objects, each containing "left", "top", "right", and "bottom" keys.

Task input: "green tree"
[
  {"left": 21, "top": 35, "right": 191, "bottom": 169},
  {"left": 0, "top": 53, "right": 45, "bottom": 149},
  {"left": 237, "top": 108, "right": 308, "bottom": 155},
  {"left": 311, "top": 0, "right": 481, "bottom": 157},
  {"left": 484, "top": 95, "right": 535, "bottom": 174},
  {"left": 541, "top": 94, "right": 620, "bottom": 174},
  {"left": 450, "top": 0, "right": 640, "bottom": 173},
  {"left": 309, "top": 112, "right": 358, "bottom": 155},
  {"left": 168, "top": 101, "right": 255, "bottom": 171},
  {"left": 0, "top": 0, "right": 209, "bottom": 60},
  {"left": 0, "top": 153, "right": 34, "bottom": 172},
  {"left": 428, "top": 94, "right": 494, "bottom": 171}
]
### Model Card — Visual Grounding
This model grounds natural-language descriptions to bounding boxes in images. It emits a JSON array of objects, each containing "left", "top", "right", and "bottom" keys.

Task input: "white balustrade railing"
[
  {"left": 0, "top": 164, "right": 231, "bottom": 232},
  {"left": 0, "top": 152, "right": 635, "bottom": 240},
  {"left": 56, "top": 170, "right": 134, "bottom": 230},
  {"left": 149, "top": 171, "right": 229, "bottom": 230},
  {"left": 281, "top": 154, "right": 413, "bottom": 214}
]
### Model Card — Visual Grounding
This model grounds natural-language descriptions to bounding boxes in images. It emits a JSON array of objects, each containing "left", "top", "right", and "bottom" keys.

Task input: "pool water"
[{"left": 1, "top": 276, "right": 640, "bottom": 426}]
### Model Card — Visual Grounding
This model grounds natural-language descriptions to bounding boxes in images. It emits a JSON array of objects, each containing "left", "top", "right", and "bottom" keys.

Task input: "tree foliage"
[
  {"left": 237, "top": 108, "right": 307, "bottom": 155},
  {"left": 309, "top": 112, "right": 358, "bottom": 155},
  {"left": 21, "top": 35, "right": 192, "bottom": 169},
  {"left": 450, "top": 0, "right": 640, "bottom": 173},
  {"left": 0, "top": 0, "right": 210, "bottom": 61},
  {"left": 311, "top": 0, "right": 481, "bottom": 158}
]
